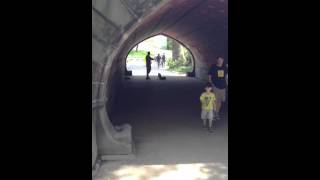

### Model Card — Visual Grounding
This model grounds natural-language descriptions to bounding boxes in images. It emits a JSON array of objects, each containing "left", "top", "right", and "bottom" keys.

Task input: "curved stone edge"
[{"left": 95, "top": 106, "right": 133, "bottom": 156}]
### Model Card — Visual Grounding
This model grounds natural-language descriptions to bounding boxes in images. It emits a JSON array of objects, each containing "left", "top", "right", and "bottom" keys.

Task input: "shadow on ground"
[
  {"left": 95, "top": 76, "right": 228, "bottom": 180},
  {"left": 95, "top": 162, "right": 227, "bottom": 180}
]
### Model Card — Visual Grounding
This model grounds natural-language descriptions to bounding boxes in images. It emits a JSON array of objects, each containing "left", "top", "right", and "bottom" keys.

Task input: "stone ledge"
[
  {"left": 101, "top": 153, "right": 135, "bottom": 161},
  {"left": 92, "top": 158, "right": 102, "bottom": 178},
  {"left": 92, "top": 98, "right": 108, "bottom": 109}
]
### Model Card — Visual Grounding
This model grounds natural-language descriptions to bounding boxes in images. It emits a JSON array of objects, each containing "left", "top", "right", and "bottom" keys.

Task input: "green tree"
[
  {"left": 172, "top": 40, "right": 180, "bottom": 61},
  {"left": 167, "top": 38, "right": 173, "bottom": 50}
]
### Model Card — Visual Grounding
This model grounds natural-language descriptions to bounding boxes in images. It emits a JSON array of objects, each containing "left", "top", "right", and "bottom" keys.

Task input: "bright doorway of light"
[{"left": 126, "top": 35, "right": 194, "bottom": 77}]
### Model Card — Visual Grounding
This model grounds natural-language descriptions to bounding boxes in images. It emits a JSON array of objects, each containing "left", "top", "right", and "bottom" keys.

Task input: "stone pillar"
[
  {"left": 92, "top": 0, "right": 166, "bottom": 168},
  {"left": 92, "top": 111, "right": 98, "bottom": 167},
  {"left": 172, "top": 40, "right": 180, "bottom": 60},
  {"left": 94, "top": 101, "right": 133, "bottom": 160},
  {"left": 93, "top": 64, "right": 133, "bottom": 161}
]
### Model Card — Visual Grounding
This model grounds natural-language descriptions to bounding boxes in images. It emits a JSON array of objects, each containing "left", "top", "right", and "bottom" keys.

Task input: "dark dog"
[{"left": 158, "top": 73, "right": 166, "bottom": 80}]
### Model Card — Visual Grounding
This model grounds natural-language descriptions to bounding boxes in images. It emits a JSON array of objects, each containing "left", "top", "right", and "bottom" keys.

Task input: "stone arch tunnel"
[{"left": 92, "top": 0, "right": 228, "bottom": 170}]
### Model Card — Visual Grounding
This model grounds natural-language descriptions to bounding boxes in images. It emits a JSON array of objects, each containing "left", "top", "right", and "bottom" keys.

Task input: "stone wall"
[{"left": 92, "top": 0, "right": 167, "bottom": 169}]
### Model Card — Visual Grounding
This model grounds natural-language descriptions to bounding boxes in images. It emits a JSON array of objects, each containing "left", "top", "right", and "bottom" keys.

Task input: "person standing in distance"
[
  {"left": 145, "top": 51, "right": 154, "bottom": 79},
  {"left": 156, "top": 54, "right": 161, "bottom": 69},
  {"left": 161, "top": 53, "right": 166, "bottom": 68}
]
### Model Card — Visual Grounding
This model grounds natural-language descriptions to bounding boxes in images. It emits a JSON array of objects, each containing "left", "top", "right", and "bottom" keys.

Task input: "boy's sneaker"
[{"left": 208, "top": 126, "right": 214, "bottom": 133}]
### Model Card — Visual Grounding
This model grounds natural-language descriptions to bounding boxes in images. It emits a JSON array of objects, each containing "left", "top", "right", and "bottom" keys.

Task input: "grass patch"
[
  {"left": 168, "top": 66, "right": 193, "bottom": 73},
  {"left": 127, "top": 50, "right": 147, "bottom": 58}
]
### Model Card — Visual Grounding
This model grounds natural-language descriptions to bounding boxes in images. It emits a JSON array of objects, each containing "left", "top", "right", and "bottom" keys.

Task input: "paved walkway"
[
  {"left": 94, "top": 76, "right": 228, "bottom": 180},
  {"left": 126, "top": 58, "right": 186, "bottom": 77}
]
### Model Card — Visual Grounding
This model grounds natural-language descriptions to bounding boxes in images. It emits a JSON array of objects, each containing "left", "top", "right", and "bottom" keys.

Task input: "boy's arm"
[
  {"left": 200, "top": 93, "right": 204, "bottom": 102},
  {"left": 213, "top": 102, "right": 217, "bottom": 111},
  {"left": 212, "top": 95, "right": 217, "bottom": 111}
]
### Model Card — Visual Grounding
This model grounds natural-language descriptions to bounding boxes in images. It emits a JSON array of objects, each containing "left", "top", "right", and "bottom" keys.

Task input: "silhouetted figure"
[
  {"left": 161, "top": 54, "right": 166, "bottom": 68},
  {"left": 145, "top": 51, "right": 154, "bottom": 79},
  {"left": 156, "top": 54, "right": 161, "bottom": 69}
]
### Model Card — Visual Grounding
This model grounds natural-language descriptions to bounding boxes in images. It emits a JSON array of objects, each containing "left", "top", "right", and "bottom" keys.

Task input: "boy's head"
[
  {"left": 205, "top": 82, "right": 213, "bottom": 92},
  {"left": 217, "top": 57, "right": 224, "bottom": 66}
]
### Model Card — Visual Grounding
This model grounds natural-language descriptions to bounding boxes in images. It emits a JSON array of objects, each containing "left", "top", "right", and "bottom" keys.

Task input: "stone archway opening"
[{"left": 125, "top": 34, "right": 195, "bottom": 77}]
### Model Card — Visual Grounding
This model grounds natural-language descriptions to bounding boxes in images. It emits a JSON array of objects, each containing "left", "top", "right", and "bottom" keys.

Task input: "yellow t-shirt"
[{"left": 200, "top": 92, "right": 216, "bottom": 111}]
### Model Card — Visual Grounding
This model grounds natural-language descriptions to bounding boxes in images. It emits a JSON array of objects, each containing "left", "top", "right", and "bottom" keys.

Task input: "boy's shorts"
[{"left": 201, "top": 109, "right": 215, "bottom": 121}]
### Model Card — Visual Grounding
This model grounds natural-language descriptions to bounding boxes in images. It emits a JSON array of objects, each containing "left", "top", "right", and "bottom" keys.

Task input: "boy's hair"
[{"left": 205, "top": 82, "right": 212, "bottom": 88}]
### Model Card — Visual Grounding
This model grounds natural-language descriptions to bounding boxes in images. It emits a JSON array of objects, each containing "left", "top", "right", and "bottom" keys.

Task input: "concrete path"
[
  {"left": 94, "top": 76, "right": 228, "bottom": 180},
  {"left": 126, "top": 58, "right": 186, "bottom": 76}
]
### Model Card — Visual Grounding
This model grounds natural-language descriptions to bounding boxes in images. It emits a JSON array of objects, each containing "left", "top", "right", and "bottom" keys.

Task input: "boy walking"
[{"left": 200, "top": 83, "right": 216, "bottom": 133}]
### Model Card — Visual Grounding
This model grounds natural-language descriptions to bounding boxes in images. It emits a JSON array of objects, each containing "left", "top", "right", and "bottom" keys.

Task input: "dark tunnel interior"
[{"left": 105, "top": 0, "right": 228, "bottom": 115}]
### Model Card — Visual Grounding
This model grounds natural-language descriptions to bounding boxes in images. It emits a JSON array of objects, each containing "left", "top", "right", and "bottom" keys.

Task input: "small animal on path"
[{"left": 158, "top": 73, "right": 166, "bottom": 80}]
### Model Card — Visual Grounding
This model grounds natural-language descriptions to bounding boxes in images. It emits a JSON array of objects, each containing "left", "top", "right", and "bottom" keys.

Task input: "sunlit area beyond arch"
[
  {"left": 126, "top": 35, "right": 194, "bottom": 77},
  {"left": 95, "top": 162, "right": 228, "bottom": 180}
]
